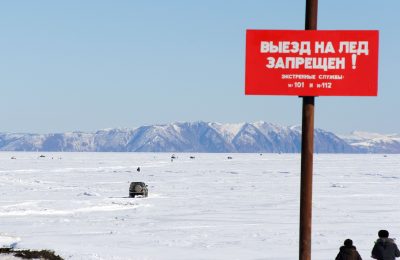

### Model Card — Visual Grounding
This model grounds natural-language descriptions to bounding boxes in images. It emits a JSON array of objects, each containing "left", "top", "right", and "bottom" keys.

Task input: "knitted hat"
[
  {"left": 344, "top": 239, "right": 353, "bottom": 247},
  {"left": 378, "top": 230, "right": 389, "bottom": 238}
]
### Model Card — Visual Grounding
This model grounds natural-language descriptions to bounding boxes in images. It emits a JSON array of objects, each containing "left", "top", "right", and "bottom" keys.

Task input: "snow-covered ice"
[{"left": 0, "top": 152, "right": 399, "bottom": 259}]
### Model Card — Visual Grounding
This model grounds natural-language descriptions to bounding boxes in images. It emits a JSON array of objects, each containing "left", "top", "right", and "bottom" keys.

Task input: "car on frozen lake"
[{"left": 129, "top": 182, "right": 148, "bottom": 198}]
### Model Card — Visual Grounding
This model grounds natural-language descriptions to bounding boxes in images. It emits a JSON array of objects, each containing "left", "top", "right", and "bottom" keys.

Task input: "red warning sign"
[{"left": 245, "top": 30, "right": 379, "bottom": 96}]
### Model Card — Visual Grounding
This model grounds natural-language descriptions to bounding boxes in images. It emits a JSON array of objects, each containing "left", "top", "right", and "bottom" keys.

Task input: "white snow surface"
[{"left": 0, "top": 152, "right": 400, "bottom": 259}]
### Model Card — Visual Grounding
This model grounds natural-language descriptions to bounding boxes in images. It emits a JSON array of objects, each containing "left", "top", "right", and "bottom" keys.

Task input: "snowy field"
[{"left": 0, "top": 152, "right": 400, "bottom": 260}]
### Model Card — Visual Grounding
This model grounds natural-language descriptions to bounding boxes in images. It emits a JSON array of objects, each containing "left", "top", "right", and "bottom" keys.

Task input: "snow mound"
[
  {"left": 0, "top": 234, "right": 20, "bottom": 248},
  {"left": 77, "top": 191, "right": 101, "bottom": 197}
]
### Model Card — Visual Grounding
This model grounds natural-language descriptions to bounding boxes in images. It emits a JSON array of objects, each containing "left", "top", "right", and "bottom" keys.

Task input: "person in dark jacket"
[
  {"left": 336, "top": 239, "right": 362, "bottom": 260},
  {"left": 371, "top": 230, "right": 400, "bottom": 260}
]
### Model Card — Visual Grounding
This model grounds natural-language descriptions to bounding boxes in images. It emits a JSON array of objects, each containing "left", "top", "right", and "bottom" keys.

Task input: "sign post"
[
  {"left": 300, "top": 1, "right": 317, "bottom": 260},
  {"left": 244, "top": 1, "right": 378, "bottom": 259}
]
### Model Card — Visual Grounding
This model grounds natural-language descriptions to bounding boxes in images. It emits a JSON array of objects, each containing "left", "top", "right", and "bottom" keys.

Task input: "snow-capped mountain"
[
  {"left": 0, "top": 122, "right": 397, "bottom": 153},
  {"left": 339, "top": 131, "right": 400, "bottom": 153}
]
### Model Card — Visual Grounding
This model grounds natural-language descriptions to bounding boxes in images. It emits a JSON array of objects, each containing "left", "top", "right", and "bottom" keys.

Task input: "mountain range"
[{"left": 0, "top": 121, "right": 399, "bottom": 153}]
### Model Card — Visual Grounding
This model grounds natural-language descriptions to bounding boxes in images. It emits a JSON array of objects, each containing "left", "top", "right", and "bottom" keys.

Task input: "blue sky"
[{"left": 0, "top": 1, "right": 398, "bottom": 134}]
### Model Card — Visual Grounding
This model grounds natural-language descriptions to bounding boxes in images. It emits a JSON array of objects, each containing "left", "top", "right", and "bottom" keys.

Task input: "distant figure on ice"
[
  {"left": 371, "top": 230, "right": 400, "bottom": 260},
  {"left": 137, "top": 167, "right": 141, "bottom": 172},
  {"left": 335, "top": 239, "right": 362, "bottom": 260}
]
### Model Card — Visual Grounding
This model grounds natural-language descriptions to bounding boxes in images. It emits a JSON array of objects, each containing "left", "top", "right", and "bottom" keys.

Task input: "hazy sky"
[{"left": 1, "top": 1, "right": 398, "bottom": 134}]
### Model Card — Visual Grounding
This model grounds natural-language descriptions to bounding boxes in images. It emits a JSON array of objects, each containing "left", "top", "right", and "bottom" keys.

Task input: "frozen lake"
[{"left": 0, "top": 152, "right": 399, "bottom": 259}]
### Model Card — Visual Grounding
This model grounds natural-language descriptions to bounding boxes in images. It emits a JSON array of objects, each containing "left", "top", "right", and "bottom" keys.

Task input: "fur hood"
[
  {"left": 376, "top": 238, "right": 396, "bottom": 245},
  {"left": 340, "top": 245, "right": 358, "bottom": 252}
]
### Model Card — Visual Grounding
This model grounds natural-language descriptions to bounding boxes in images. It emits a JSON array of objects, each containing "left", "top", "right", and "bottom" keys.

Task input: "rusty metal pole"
[{"left": 299, "top": 0, "right": 318, "bottom": 260}]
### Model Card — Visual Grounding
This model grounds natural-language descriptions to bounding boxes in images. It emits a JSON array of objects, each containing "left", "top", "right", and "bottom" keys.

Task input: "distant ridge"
[{"left": 0, "top": 121, "right": 399, "bottom": 153}]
